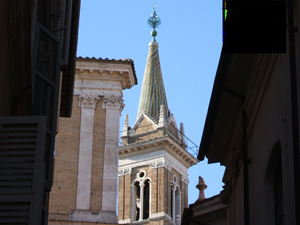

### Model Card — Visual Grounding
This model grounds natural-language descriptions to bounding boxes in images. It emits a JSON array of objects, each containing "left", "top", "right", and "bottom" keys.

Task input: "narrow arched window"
[
  {"left": 143, "top": 179, "right": 150, "bottom": 219},
  {"left": 131, "top": 181, "right": 140, "bottom": 222},
  {"left": 131, "top": 170, "right": 151, "bottom": 222},
  {"left": 171, "top": 175, "right": 181, "bottom": 224},
  {"left": 175, "top": 187, "right": 181, "bottom": 225}
]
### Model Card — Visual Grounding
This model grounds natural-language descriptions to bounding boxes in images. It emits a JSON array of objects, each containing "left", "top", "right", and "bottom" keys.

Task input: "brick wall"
[
  {"left": 118, "top": 174, "right": 125, "bottom": 221},
  {"left": 90, "top": 97, "right": 105, "bottom": 213},
  {"left": 49, "top": 96, "right": 81, "bottom": 220},
  {"left": 49, "top": 96, "right": 107, "bottom": 219}
]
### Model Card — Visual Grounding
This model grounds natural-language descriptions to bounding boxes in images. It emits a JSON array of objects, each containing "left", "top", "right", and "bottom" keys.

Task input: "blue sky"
[{"left": 77, "top": 0, "right": 225, "bottom": 204}]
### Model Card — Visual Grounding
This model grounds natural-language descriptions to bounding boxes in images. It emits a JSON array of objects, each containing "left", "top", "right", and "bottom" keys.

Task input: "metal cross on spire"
[{"left": 148, "top": 4, "right": 161, "bottom": 41}]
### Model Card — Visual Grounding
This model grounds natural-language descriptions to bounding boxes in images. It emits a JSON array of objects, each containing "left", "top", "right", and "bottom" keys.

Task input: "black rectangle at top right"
[{"left": 222, "top": 1, "right": 286, "bottom": 53}]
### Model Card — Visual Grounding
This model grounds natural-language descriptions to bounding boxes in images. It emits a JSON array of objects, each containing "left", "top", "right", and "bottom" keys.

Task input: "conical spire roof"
[{"left": 137, "top": 41, "right": 169, "bottom": 120}]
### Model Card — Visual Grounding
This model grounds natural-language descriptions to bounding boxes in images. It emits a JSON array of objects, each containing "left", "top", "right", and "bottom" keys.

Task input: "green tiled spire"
[{"left": 137, "top": 40, "right": 169, "bottom": 120}]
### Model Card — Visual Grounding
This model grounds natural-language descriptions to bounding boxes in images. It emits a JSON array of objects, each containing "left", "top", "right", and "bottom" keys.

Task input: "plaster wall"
[{"left": 247, "top": 52, "right": 296, "bottom": 224}]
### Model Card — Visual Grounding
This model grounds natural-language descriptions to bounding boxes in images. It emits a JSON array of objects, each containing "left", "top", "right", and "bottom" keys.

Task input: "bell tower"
[{"left": 118, "top": 7, "right": 198, "bottom": 225}]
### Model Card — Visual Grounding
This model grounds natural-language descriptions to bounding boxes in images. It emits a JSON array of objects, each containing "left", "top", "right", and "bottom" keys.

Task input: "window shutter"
[
  {"left": 54, "top": 0, "right": 73, "bottom": 66},
  {"left": 32, "top": 22, "right": 61, "bottom": 191},
  {"left": 0, "top": 116, "right": 47, "bottom": 225}
]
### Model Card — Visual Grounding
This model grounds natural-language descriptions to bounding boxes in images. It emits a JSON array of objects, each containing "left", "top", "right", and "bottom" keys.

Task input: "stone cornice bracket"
[
  {"left": 78, "top": 93, "right": 100, "bottom": 109},
  {"left": 102, "top": 95, "right": 125, "bottom": 111}
]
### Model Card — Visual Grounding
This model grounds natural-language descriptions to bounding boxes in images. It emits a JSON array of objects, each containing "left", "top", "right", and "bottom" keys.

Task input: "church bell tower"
[{"left": 118, "top": 7, "right": 198, "bottom": 225}]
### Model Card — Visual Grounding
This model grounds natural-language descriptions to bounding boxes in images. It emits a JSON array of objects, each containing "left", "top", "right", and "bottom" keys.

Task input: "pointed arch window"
[
  {"left": 131, "top": 170, "right": 151, "bottom": 222},
  {"left": 171, "top": 175, "right": 181, "bottom": 225}
]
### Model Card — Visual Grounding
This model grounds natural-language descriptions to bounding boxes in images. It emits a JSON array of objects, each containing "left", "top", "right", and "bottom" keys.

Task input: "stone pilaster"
[
  {"left": 100, "top": 95, "right": 124, "bottom": 222},
  {"left": 75, "top": 93, "right": 99, "bottom": 210}
]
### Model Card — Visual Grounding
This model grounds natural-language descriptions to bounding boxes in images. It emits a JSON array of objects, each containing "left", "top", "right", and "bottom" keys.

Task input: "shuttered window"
[
  {"left": 0, "top": 116, "right": 47, "bottom": 224},
  {"left": 32, "top": 22, "right": 61, "bottom": 191},
  {"left": 54, "top": 0, "right": 73, "bottom": 66}
]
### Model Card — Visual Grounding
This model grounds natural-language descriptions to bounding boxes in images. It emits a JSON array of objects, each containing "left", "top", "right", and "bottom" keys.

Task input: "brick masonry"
[
  {"left": 49, "top": 96, "right": 81, "bottom": 220},
  {"left": 49, "top": 96, "right": 107, "bottom": 219},
  {"left": 90, "top": 97, "right": 106, "bottom": 213}
]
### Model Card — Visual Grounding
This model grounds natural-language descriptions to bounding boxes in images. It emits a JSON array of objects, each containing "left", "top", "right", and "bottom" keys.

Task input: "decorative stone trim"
[
  {"left": 75, "top": 63, "right": 136, "bottom": 90},
  {"left": 78, "top": 93, "right": 99, "bottom": 109},
  {"left": 149, "top": 212, "right": 172, "bottom": 222},
  {"left": 181, "top": 175, "right": 189, "bottom": 184},
  {"left": 102, "top": 95, "right": 125, "bottom": 111},
  {"left": 119, "top": 136, "right": 198, "bottom": 167},
  {"left": 150, "top": 160, "right": 165, "bottom": 168},
  {"left": 118, "top": 167, "right": 132, "bottom": 176},
  {"left": 69, "top": 210, "right": 118, "bottom": 223}
]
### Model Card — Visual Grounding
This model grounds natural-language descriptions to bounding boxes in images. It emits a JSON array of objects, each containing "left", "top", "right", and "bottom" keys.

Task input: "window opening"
[
  {"left": 134, "top": 182, "right": 140, "bottom": 221},
  {"left": 143, "top": 180, "right": 150, "bottom": 219},
  {"left": 170, "top": 185, "right": 173, "bottom": 219},
  {"left": 171, "top": 175, "right": 181, "bottom": 224},
  {"left": 131, "top": 171, "right": 151, "bottom": 222}
]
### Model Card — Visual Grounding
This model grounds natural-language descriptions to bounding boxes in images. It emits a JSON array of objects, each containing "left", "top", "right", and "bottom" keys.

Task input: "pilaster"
[
  {"left": 100, "top": 95, "right": 124, "bottom": 222},
  {"left": 75, "top": 93, "right": 99, "bottom": 210}
]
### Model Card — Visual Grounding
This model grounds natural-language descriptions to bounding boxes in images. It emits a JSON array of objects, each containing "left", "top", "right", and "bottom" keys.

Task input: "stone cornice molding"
[
  {"left": 118, "top": 167, "right": 132, "bottom": 176},
  {"left": 102, "top": 95, "right": 125, "bottom": 111},
  {"left": 75, "top": 60, "right": 136, "bottom": 90},
  {"left": 78, "top": 93, "right": 99, "bottom": 109},
  {"left": 150, "top": 160, "right": 165, "bottom": 168},
  {"left": 119, "top": 137, "right": 198, "bottom": 167},
  {"left": 149, "top": 160, "right": 172, "bottom": 171}
]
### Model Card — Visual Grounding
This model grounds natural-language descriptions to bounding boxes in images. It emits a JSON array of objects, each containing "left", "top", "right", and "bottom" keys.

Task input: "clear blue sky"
[{"left": 77, "top": 0, "right": 225, "bottom": 205}]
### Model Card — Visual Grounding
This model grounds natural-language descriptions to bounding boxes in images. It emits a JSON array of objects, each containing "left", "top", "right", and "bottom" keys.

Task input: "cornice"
[
  {"left": 76, "top": 56, "right": 137, "bottom": 84},
  {"left": 119, "top": 136, "right": 198, "bottom": 167},
  {"left": 75, "top": 59, "right": 136, "bottom": 90}
]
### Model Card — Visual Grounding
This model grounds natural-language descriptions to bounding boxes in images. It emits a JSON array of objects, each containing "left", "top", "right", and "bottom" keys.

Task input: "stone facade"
[{"left": 48, "top": 57, "right": 137, "bottom": 224}]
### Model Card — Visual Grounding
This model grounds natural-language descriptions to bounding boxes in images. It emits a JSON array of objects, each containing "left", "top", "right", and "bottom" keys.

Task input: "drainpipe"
[
  {"left": 222, "top": 86, "right": 249, "bottom": 225},
  {"left": 287, "top": 0, "right": 300, "bottom": 223}
]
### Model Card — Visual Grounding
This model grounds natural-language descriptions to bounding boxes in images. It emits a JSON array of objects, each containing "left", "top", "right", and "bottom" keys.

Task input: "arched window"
[
  {"left": 143, "top": 179, "right": 150, "bottom": 219},
  {"left": 171, "top": 175, "right": 181, "bottom": 225},
  {"left": 131, "top": 170, "right": 151, "bottom": 222}
]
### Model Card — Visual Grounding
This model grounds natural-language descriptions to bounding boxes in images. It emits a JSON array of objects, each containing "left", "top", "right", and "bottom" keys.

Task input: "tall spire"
[{"left": 137, "top": 6, "right": 169, "bottom": 120}]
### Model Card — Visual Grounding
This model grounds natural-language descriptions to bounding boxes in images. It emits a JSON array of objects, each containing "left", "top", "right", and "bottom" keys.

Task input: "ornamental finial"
[{"left": 147, "top": 4, "right": 161, "bottom": 42}]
